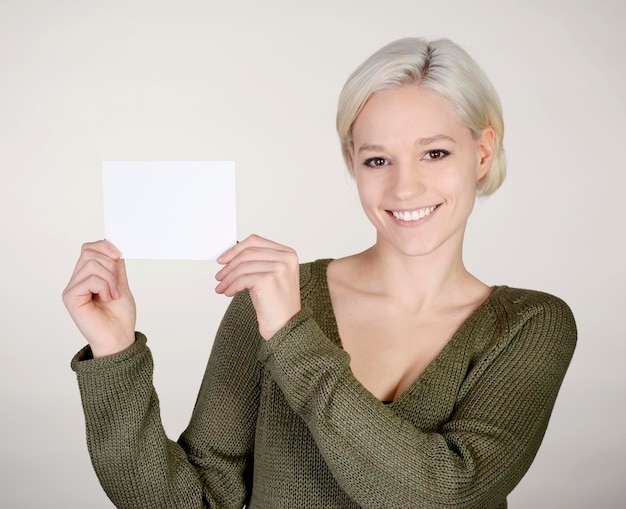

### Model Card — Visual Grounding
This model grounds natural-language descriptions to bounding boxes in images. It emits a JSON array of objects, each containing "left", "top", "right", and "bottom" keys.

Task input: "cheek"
[
  {"left": 442, "top": 165, "right": 479, "bottom": 195},
  {"left": 433, "top": 171, "right": 478, "bottom": 216},
  {"left": 433, "top": 171, "right": 466, "bottom": 196},
  {"left": 355, "top": 177, "right": 375, "bottom": 208},
  {"left": 355, "top": 176, "right": 385, "bottom": 220},
  {"left": 453, "top": 175, "right": 479, "bottom": 213}
]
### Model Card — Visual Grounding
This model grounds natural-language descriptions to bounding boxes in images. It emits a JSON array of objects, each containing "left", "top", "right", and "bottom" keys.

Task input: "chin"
[{"left": 380, "top": 237, "right": 441, "bottom": 258}]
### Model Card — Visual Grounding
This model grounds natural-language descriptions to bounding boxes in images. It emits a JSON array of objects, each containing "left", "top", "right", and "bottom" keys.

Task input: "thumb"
[{"left": 116, "top": 258, "right": 131, "bottom": 291}]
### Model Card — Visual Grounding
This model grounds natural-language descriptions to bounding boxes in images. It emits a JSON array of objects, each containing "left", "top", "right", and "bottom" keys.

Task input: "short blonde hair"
[{"left": 337, "top": 38, "right": 506, "bottom": 196}]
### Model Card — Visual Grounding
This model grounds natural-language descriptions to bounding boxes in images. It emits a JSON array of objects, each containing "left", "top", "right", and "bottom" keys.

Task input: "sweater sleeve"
[
  {"left": 71, "top": 291, "right": 262, "bottom": 509},
  {"left": 258, "top": 293, "right": 576, "bottom": 509}
]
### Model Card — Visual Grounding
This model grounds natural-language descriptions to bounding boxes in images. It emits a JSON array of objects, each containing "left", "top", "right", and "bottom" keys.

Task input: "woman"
[{"left": 63, "top": 38, "right": 576, "bottom": 508}]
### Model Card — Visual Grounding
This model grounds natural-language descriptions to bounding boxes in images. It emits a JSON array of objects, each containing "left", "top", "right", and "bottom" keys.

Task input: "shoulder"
[
  {"left": 487, "top": 286, "right": 577, "bottom": 355},
  {"left": 298, "top": 258, "right": 333, "bottom": 295},
  {"left": 490, "top": 286, "right": 575, "bottom": 325}
]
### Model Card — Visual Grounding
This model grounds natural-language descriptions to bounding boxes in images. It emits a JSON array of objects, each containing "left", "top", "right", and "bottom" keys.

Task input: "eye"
[
  {"left": 423, "top": 149, "right": 450, "bottom": 161},
  {"left": 363, "top": 157, "right": 389, "bottom": 168}
]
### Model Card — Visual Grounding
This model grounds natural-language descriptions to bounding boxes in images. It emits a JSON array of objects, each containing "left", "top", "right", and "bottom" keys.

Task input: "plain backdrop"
[{"left": 1, "top": 1, "right": 624, "bottom": 507}]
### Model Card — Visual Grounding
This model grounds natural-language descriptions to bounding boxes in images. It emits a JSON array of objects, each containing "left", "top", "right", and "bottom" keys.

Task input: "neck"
[{"left": 356, "top": 234, "right": 481, "bottom": 312}]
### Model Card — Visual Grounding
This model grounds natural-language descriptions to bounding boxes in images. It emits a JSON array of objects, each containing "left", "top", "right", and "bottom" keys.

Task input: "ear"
[{"left": 476, "top": 127, "right": 496, "bottom": 181}]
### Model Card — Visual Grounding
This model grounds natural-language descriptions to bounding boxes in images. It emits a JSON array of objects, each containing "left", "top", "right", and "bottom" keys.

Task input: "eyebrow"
[
  {"left": 357, "top": 134, "right": 456, "bottom": 154},
  {"left": 416, "top": 134, "right": 456, "bottom": 146}
]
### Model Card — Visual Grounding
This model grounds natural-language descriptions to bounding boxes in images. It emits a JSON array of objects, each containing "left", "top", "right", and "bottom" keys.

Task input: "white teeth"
[{"left": 392, "top": 206, "right": 437, "bottom": 222}]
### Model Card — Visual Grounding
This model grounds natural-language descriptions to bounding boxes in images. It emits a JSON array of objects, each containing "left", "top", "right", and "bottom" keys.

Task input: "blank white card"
[{"left": 103, "top": 161, "right": 236, "bottom": 260}]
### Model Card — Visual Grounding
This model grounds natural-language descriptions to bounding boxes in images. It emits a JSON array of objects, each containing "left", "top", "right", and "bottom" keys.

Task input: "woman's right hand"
[{"left": 62, "top": 240, "right": 136, "bottom": 358}]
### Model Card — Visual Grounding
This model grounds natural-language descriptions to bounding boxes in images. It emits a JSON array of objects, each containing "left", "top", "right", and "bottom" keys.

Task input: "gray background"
[{"left": 1, "top": 0, "right": 624, "bottom": 507}]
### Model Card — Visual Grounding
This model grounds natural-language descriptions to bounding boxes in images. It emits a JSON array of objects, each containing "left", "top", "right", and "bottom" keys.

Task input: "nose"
[{"left": 391, "top": 161, "right": 426, "bottom": 200}]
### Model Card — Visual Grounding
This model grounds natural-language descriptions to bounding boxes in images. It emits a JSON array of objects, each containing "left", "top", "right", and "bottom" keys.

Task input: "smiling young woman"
[{"left": 64, "top": 38, "right": 576, "bottom": 509}]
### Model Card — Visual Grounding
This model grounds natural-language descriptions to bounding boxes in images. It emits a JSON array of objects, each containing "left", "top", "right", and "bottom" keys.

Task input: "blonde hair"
[{"left": 337, "top": 38, "right": 506, "bottom": 196}]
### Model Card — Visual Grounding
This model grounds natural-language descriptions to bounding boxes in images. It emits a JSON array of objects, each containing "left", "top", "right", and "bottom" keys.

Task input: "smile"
[{"left": 390, "top": 205, "right": 438, "bottom": 222}]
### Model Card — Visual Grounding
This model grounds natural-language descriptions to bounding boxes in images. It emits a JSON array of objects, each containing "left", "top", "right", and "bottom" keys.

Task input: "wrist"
[
  {"left": 90, "top": 334, "right": 136, "bottom": 359},
  {"left": 260, "top": 308, "right": 303, "bottom": 341}
]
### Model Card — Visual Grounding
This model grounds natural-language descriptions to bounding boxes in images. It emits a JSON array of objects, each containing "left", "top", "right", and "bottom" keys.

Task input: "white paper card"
[{"left": 103, "top": 161, "right": 236, "bottom": 260}]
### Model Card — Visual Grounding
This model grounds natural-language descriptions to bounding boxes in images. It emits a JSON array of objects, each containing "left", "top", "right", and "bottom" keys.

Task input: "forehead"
[{"left": 352, "top": 85, "right": 467, "bottom": 143}]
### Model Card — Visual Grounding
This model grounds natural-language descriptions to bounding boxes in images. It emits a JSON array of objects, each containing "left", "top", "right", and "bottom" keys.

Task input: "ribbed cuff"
[
  {"left": 257, "top": 308, "right": 319, "bottom": 363},
  {"left": 70, "top": 332, "right": 147, "bottom": 373}
]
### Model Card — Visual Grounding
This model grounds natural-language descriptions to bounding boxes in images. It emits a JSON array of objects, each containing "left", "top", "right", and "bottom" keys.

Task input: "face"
[{"left": 350, "top": 85, "right": 494, "bottom": 259}]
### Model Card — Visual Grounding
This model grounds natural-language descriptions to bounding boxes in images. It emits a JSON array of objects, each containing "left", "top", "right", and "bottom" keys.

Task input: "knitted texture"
[{"left": 72, "top": 259, "right": 576, "bottom": 508}]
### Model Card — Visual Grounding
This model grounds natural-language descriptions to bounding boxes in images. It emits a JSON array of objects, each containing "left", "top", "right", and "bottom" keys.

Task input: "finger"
[
  {"left": 115, "top": 258, "right": 131, "bottom": 292},
  {"left": 215, "top": 260, "right": 281, "bottom": 294},
  {"left": 216, "top": 270, "right": 278, "bottom": 297},
  {"left": 71, "top": 240, "right": 120, "bottom": 280},
  {"left": 81, "top": 240, "right": 121, "bottom": 259},
  {"left": 217, "top": 234, "right": 293, "bottom": 264},
  {"left": 220, "top": 274, "right": 260, "bottom": 297},
  {"left": 71, "top": 248, "right": 119, "bottom": 280},
  {"left": 215, "top": 245, "right": 296, "bottom": 281},
  {"left": 63, "top": 273, "right": 116, "bottom": 309},
  {"left": 216, "top": 256, "right": 299, "bottom": 297},
  {"left": 68, "top": 258, "right": 121, "bottom": 301}
]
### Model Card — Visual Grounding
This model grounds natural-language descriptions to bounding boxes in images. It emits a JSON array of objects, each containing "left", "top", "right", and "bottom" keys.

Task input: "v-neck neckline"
[{"left": 311, "top": 258, "right": 503, "bottom": 404}]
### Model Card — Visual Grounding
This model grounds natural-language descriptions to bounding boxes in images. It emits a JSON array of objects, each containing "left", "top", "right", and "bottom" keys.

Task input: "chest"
[{"left": 332, "top": 297, "right": 468, "bottom": 402}]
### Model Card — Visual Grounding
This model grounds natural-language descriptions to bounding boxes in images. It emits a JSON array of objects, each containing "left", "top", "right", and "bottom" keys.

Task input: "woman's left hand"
[{"left": 215, "top": 234, "right": 301, "bottom": 340}]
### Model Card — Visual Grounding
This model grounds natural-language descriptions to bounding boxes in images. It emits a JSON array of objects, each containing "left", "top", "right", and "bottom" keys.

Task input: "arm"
[
  {"left": 258, "top": 294, "right": 577, "bottom": 508},
  {"left": 65, "top": 240, "right": 261, "bottom": 508},
  {"left": 73, "top": 334, "right": 207, "bottom": 508},
  {"left": 72, "top": 291, "right": 261, "bottom": 508}
]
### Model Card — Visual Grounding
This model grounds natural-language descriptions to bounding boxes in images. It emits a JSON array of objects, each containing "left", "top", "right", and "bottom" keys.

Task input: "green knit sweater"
[{"left": 72, "top": 259, "right": 576, "bottom": 508}]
